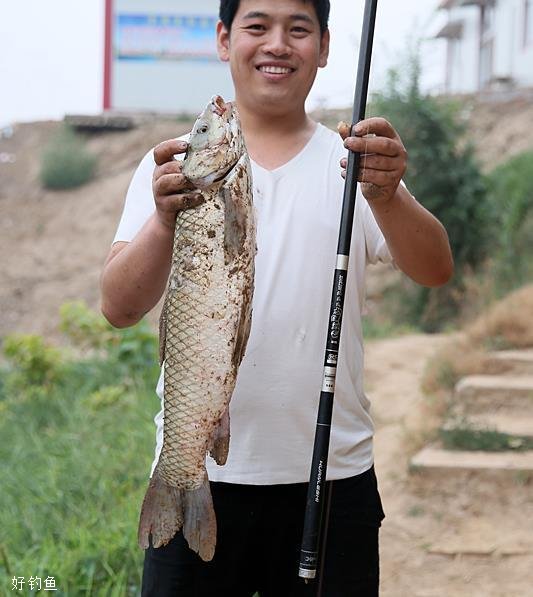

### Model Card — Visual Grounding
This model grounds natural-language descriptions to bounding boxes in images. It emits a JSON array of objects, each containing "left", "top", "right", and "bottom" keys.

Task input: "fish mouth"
[
  {"left": 210, "top": 95, "right": 231, "bottom": 116},
  {"left": 213, "top": 160, "right": 238, "bottom": 183}
]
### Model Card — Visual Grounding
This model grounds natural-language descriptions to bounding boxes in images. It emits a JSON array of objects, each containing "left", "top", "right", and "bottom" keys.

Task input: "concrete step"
[
  {"left": 486, "top": 349, "right": 533, "bottom": 375},
  {"left": 410, "top": 446, "right": 533, "bottom": 477},
  {"left": 455, "top": 375, "right": 533, "bottom": 413}
]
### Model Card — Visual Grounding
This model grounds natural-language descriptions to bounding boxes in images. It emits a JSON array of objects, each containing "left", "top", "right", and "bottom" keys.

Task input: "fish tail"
[
  {"left": 183, "top": 477, "right": 217, "bottom": 562},
  {"left": 137, "top": 471, "right": 183, "bottom": 550},
  {"left": 138, "top": 471, "right": 217, "bottom": 562}
]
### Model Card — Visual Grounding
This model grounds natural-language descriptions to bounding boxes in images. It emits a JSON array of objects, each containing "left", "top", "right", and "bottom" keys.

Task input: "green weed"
[
  {"left": 40, "top": 125, "right": 97, "bottom": 190},
  {"left": 440, "top": 422, "right": 533, "bottom": 452},
  {"left": 0, "top": 304, "right": 160, "bottom": 594}
]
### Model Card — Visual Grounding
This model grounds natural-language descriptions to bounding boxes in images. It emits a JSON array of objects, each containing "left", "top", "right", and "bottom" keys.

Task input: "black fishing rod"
[{"left": 298, "top": 0, "right": 379, "bottom": 582}]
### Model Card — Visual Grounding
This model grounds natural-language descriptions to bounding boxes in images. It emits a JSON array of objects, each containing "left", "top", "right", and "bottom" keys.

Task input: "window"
[
  {"left": 525, "top": 0, "right": 533, "bottom": 46},
  {"left": 481, "top": 4, "right": 495, "bottom": 35}
]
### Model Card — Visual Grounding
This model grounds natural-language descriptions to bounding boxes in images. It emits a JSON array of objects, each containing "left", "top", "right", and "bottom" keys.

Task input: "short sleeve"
[
  {"left": 361, "top": 179, "right": 411, "bottom": 266},
  {"left": 112, "top": 133, "right": 190, "bottom": 244},
  {"left": 361, "top": 192, "right": 391, "bottom": 265},
  {"left": 113, "top": 148, "right": 156, "bottom": 244}
]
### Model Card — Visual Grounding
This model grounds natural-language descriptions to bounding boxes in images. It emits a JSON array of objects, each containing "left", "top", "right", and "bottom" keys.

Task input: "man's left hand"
[{"left": 338, "top": 117, "right": 407, "bottom": 204}]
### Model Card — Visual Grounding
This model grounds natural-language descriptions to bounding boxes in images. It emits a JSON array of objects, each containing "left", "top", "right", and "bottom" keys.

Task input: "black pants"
[{"left": 142, "top": 466, "right": 385, "bottom": 596}]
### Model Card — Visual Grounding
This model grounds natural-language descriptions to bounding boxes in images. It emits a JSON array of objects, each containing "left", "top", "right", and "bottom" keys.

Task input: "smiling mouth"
[{"left": 257, "top": 66, "right": 295, "bottom": 74}]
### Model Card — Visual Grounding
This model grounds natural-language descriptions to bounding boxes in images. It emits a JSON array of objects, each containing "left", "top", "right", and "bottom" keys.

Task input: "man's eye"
[
  {"left": 292, "top": 27, "right": 310, "bottom": 34},
  {"left": 246, "top": 24, "right": 265, "bottom": 31}
]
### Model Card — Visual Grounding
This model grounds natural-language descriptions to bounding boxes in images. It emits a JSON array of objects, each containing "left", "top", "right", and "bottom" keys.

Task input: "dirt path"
[{"left": 365, "top": 334, "right": 533, "bottom": 597}]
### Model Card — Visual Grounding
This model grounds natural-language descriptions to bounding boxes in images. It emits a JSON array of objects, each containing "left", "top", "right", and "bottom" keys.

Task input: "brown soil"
[{"left": 0, "top": 118, "right": 191, "bottom": 340}]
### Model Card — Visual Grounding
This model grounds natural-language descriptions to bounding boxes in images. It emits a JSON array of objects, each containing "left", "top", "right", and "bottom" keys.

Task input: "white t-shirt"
[{"left": 113, "top": 123, "right": 393, "bottom": 484}]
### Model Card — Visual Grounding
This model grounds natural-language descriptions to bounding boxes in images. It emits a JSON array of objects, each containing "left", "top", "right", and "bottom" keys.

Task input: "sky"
[{"left": 0, "top": 1, "right": 447, "bottom": 128}]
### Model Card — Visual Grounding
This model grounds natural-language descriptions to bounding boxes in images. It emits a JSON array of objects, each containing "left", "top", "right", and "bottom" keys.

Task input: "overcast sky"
[{"left": 0, "top": 1, "right": 447, "bottom": 128}]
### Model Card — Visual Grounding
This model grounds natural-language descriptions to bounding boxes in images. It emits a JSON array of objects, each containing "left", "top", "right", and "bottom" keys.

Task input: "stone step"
[
  {"left": 486, "top": 349, "right": 533, "bottom": 374},
  {"left": 455, "top": 375, "right": 533, "bottom": 413},
  {"left": 410, "top": 446, "right": 533, "bottom": 477}
]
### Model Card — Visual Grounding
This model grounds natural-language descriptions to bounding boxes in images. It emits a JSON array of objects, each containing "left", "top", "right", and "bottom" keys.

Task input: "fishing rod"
[{"left": 299, "top": 0, "right": 379, "bottom": 582}]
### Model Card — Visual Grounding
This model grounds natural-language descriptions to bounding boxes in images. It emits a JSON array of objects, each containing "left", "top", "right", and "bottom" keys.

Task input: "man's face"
[{"left": 217, "top": 0, "right": 329, "bottom": 114}]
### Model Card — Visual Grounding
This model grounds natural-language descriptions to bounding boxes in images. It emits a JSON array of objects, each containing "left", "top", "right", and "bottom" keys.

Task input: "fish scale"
[
  {"left": 137, "top": 95, "right": 255, "bottom": 562},
  {"left": 159, "top": 201, "right": 227, "bottom": 488}
]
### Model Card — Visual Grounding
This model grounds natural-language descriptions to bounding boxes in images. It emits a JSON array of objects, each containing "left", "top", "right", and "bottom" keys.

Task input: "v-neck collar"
[{"left": 250, "top": 123, "right": 323, "bottom": 179}]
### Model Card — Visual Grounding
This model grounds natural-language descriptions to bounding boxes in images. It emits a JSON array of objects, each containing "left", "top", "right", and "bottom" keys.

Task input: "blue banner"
[{"left": 116, "top": 14, "right": 219, "bottom": 61}]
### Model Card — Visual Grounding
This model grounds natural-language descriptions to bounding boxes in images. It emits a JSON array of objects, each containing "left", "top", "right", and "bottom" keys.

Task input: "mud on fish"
[{"left": 137, "top": 95, "right": 256, "bottom": 561}]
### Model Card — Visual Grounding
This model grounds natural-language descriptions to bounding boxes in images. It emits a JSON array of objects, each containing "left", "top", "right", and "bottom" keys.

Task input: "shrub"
[
  {"left": 60, "top": 300, "right": 159, "bottom": 374},
  {"left": 2, "top": 334, "right": 62, "bottom": 388},
  {"left": 368, "top": 56, "right": 489, "bottom": 331},
  {"left": 486, "top": 151, "right": 533, "bottom": 293},
  {"left": 40, "top": 125, "right": 97, "bottom": 189}
]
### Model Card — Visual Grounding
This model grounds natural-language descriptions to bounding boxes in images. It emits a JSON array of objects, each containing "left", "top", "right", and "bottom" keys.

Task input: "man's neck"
[{"left": 236, "top": 102, "right": 317, "bottom": 171}]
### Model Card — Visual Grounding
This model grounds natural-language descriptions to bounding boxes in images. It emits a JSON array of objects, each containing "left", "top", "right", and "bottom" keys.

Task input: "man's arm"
[
  {"left": 100, "top": 139, "right": 203, "bottom": 328},
  {"left": 339, "top": 118, "right": 453, "bottom": 287}
]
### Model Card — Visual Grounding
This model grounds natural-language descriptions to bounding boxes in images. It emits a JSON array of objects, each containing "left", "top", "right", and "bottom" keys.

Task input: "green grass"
[
  {"left": 440, "top": 424, "right": 533, "bottom": 452},
  {"left": 0, "top": 307, "right": 160, "bottom": 595}
]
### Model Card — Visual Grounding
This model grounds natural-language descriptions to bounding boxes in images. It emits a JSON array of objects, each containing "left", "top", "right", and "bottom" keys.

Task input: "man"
[{"left": 101, "top": 0, "right": 453, "bottom": 595}]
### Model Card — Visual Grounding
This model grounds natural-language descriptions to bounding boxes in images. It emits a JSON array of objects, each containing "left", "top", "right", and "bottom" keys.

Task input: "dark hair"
[{"left": 219, "top": 0, "right": 330, "bottom": 34}]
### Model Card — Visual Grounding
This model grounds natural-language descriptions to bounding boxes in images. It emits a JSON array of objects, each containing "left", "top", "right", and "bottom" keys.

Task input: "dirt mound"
[
  {"left": 1, "top": 93, "right": 532, "bottom": 340},
  {"left": 0, "top": 118, "right": 192, "bottom": 340}
]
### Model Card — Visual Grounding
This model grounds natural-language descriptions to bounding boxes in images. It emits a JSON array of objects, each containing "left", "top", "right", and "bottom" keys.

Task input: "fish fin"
[
  {"left": 158, "top": 292, "right": 169, "bottom": 365},
  {"left": 209, "top": 408, "right": 230, "bottom": 465},
  {"left": 222, "top": 161, "right": 249, "bottom": 265},
  {"left": 183, "top": 477, "right": 217, "bottom": 562},
  {"left": 137, "top": 469, "right": 183, "bottom": 550},
  {"left": 231, "top": 285, "right": 253, "bottom": 370}
]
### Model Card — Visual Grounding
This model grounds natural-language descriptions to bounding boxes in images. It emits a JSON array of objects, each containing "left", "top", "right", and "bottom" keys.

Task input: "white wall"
[
  {"left": 449, "top": 5, "right": 479, "bottom": 93},
  {"left": 439, "top": 0, "right": 533, "bottom": 93},
  {"left": 510, "top": 0, "right": 533, "bottom": 87}
]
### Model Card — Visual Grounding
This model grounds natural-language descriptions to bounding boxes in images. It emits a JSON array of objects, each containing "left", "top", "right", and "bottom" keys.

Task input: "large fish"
[{"left": 137, "top": 96, "right": 255, "bottom": 561}]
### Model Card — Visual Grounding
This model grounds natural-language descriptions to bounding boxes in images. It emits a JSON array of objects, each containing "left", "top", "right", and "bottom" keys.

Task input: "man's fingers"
[
  {"left": 154, "top": 160, "right": 184, "bottom": 179},
  {"left": 353, "top": 117, "right": 397, "bottom": 140},
  {"left": 344, "top": 135, "right": 401, "bottom": 158},
  {"left": 340, "top": 155, "right": 396, "bottom": 172},
  {"left": 162, "top": 193, "right": 204, "bottom": 213},
  {"left": 153, "top": 139, "right": 188, "bottom": 166},
  {"left": 359, "top": 154, "right": 398, "bottom": 172},
  {"left": 154, "top": 173, "right": 195, "bottom": 196},
  {"left": 337, "top": 121, "right": 351, "bottom": 141}
]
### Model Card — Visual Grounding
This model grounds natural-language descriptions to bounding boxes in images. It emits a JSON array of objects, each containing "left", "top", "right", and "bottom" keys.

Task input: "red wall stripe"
[{"left": 103, "top": 0, "right": 113, "bottom": 110}]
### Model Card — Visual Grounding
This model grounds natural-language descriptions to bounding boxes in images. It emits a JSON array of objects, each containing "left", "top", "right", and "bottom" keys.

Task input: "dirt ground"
[
  {"left": 366, "top": 334, "right": 533, "bottom": 597},
  {"left": 1, "top": 95, "right": 533, "bottom": 595}
]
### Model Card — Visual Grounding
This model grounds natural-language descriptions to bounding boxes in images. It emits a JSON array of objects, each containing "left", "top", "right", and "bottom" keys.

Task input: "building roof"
[
  {"left": 435, "top": 20, "right": 464, "bottom": 38},
  {"left": 439, "top": 0, "right": 494, "bottom": 8}
]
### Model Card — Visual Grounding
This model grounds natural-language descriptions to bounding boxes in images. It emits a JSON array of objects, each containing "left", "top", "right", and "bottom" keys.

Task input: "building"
[
  {"left": 435, "top": 0, "right": 533, "bottom": 94},
  {"left": 103, "top": 0, "right": 234, "bottom": 114}
]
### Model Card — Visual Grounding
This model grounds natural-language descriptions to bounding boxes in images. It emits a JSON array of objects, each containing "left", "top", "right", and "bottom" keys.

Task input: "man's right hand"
[{"left": 153, "top": 139, "right": 204, "bottom": 230}]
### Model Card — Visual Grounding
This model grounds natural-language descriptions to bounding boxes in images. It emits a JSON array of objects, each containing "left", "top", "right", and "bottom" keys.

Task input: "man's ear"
[
  {"left": 318, "top": 29, "right": 330, "bottom": 68},
  {"left": 217, "top": 20, "right": 230, "bottom": 62}
]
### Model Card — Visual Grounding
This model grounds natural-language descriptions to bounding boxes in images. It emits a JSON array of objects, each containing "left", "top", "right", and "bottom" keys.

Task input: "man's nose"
[{"left": 262, "top": 28, "right": 292, "bottom": 56}]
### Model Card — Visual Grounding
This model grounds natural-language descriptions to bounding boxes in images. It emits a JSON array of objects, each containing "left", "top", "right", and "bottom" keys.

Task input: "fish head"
[{"left": 182, "top": 95, "right": 245, "bottom": 189}]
